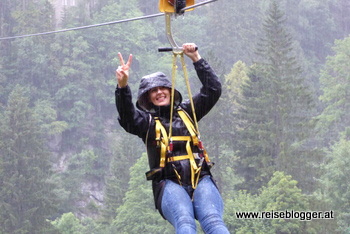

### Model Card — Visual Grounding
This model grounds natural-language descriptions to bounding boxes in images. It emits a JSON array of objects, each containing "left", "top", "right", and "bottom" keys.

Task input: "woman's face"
[{"left": 148, "top": 86, "right": 171, "bottom": 106}]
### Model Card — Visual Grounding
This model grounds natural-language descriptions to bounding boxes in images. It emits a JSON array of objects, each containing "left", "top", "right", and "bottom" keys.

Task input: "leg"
[
  {"left": 161, "top": 180, "right": 197, "bottom": 234},
  {"left": 193, "top": 176, "right": 230, "bottom": 234}
]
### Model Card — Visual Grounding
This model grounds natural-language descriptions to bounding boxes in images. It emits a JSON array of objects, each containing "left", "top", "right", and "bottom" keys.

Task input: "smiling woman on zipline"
[{"left": 115, "top": 43, "right": 229, "bottom": 234}]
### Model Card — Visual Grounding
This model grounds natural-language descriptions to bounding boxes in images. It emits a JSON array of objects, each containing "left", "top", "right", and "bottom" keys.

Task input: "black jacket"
[{"left": 115, "top": 58, "right": 221, "bottom": 213}]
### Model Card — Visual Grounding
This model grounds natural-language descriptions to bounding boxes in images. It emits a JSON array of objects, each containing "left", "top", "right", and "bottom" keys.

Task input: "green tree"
[
  {"left": 51, "top": 212, "right": 84, "bottom": 234},
  {"left": 0, "top": 85, "right": 58, "bottom": 233},
  {"left": 50, "top": 32, "right": 94, "bottom": 151},
  {"left": 112, "top": 153, "right": 173, "bottom": 234},
  {"left": 327, "top": 0, "right": 350, "bottom": 40},
  {"left": 224, "top": 172, "right": 311, "bottom": 233},
  {"left": 205, "top": 0, "right": 262, "bottom": 64},
  {"left": 220, "top": 60, "right": 249, "bottom": 138},
  {"left": 0, "top": 0, "right": 17, "bottom": 100},
  {"left": 100, "top": 153, "right": 125, "bottom": 224},
  {"left": 321, "top": 138, "right": 350, "bottom": 232},
  {"left": 52, "top": 212, "right": 105, "bottom": 234},
  {"left": 224, "top": 190, "right": 266, "bottom": 234},
  {"left": 196, "top": 53, "right": 237, "bottom": 192},
  {"left": 235, "top": 0, "right": 316, "bottom": 192},
  {"left": 59, "top": 149, "right": 104, "bottom": 216},
  {"left": 317, "top": 36, "right": 350, "bottom": 146},
  {"left": 33, "top": 99, "right": 68, "bottom": 137},
  {"left": 0, "top": 0, "right": 56, "bottom": 103},
  {"left": 258, "top": 172, "right": 310, "bottom": 233}
]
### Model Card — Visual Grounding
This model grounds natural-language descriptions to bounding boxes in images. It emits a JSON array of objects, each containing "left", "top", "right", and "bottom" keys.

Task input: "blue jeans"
[{"left": 161, "top": 176, "right": 230, "bottom": 234}]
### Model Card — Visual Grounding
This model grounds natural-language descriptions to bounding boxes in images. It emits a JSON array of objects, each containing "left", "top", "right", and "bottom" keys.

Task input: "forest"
[{"left": 0, "top": 0, "right": 350, "bottom": 233}]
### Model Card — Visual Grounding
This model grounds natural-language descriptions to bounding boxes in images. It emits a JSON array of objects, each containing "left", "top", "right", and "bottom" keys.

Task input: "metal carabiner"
[{"left": 165, "top": 12, "right": 182, "bottom": 52}]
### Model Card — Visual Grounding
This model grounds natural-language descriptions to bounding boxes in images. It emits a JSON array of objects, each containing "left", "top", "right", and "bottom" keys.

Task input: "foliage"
[
  {"left": 51, "top": 212, "right": 84, "bottom": 234},
  {"left": 51, "top": 212, "right": 102, "bottom": 234},
  {"left": 321, "top": 139, "right": 350, "bottom": 232},
  {"left": 235, "top": 0, "right": 318, "bottom": 192},
  {"left": 1, "top": 0, "right": 349, "bottom": 232},
  {"left": 112, "top": 153, "right": 173, "bottom": 233},
  {"left": 198, "top": 52, "right": 237, "bottom": 190},
  {"left": 33, "top": 99, "right": 68, "bottom": 136},
  {"left": 0, "top": 85, "right": 59, "bottom": 233},
  {"left": 317, "top": 36, "right": 350, "bottom": 146},
  {"left": 224, "top": 171, "right": 313, "bottom": 233},
  {"left": 205, "top": 0, "right": 262, "bottom": 64}
]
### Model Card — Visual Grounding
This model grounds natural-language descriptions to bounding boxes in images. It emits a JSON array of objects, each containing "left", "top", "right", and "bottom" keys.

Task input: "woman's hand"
[
  {"left": 116, "top": 52, "right": 132, "bottom": 88},
  {"left": 183, "top": 43, "right": 201, "bottom": 63}
]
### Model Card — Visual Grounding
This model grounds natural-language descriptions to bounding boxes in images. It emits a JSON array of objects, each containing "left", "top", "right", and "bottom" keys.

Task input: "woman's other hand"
[
  {"left": 183, "top": 43, "right": 201, "bottom": 63},
  {"left": 116, "top": 53, "right": 132, "bottom": 88}
]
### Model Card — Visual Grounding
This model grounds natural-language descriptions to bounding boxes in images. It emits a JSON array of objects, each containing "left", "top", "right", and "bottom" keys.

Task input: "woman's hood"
[{"left": 136, "top": 72, "right": 182, "bottom": 112}]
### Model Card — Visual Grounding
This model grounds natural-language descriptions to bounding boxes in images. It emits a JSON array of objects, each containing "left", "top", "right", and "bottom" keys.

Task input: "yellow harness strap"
[
  {"left": 177, "top": 109, "right": 212, "bottom": 165},
  {"left": 177, "top": 109, "right": 199, "bottom": 146},
  {"left": 155, "top": 117, "right": 168, "bottom": 167},
  {"left": 154, "top": 109, "right": 212, "bottom": 189}
]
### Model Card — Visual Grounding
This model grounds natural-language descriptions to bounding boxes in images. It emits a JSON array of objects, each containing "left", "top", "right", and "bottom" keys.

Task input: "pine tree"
[
  {"left": 224, "top": 171, "right": 311, "bottom": 233},
  {"left": 202, "top": 60, "right": 247, "bottom": 193},
  {"left": 205, "top": 0, "right": 262, "bottom": 63},
  {"left": 112, "top": 153, "right": 173, "bottom": 233},
  {"left": 317, "top": 36, "right": 350, "bottom": 146},
  {"left": 321, "top": 138, "right": 350, "bottom": 232},
  {"left": 0, "top": 85, "right": 59, "bottom": 233},
  {"left": 235, "top": 0, "right": 316, "bottom": 192},
  {"left": 100, "top": 155, "right": 124, "bottom": 224},
  {"left": 0, "top": 0, "right": 56, "bottom": 102}
]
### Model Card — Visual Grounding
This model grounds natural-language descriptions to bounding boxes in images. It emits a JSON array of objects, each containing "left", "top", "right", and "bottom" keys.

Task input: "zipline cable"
[
  {"left": 0, "top": 13, "right": 164, "bottom": 41},
  {"left": 0, "top": 0, "right": 217, "bottom": 41}
]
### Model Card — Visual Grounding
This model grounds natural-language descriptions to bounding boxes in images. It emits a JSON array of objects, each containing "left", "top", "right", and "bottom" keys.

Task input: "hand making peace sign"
[{"left": 116, "top": 52, "right": 132, "bottom": 88}]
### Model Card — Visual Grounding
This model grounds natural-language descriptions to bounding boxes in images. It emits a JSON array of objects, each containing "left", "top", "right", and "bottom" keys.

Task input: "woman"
[{"left": 115, "top": 43, "right": 229, "bottom": 234}]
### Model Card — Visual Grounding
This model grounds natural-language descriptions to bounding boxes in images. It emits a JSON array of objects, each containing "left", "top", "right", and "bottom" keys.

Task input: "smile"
[{"left": 156, "top": 95, "right": 167, "bottom": 101}]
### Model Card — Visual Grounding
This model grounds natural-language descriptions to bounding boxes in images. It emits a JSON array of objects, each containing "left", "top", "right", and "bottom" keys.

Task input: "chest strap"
[{"left": 177, "top": 109, "right": 199, "bottom": 145}]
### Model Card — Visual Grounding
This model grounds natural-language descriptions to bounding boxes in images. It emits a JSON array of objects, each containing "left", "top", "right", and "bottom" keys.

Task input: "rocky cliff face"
[{"left": 49, "top": 115, "right": 117, "bottom": 218}]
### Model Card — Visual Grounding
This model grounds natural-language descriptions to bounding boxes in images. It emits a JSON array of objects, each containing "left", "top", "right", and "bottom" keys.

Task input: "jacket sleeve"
[
  {"left": 181, "top": 58, "right": 222, "bottom": 121},
  {"left": 115, "top": 85, "right": 149, "bottom": 139}
]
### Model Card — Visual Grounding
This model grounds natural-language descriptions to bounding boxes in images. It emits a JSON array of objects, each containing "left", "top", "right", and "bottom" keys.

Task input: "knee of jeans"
[
  {"left": 199, "top": 213, "right": 227, "bottom": 234},
  {"left": 176, "top": 214, "right": 196, "bottom": 230}
]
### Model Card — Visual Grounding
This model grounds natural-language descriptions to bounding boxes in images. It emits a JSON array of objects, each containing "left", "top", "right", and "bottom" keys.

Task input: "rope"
[
  {"left": 180, "top": 53, "right": 199, "bottom": 133},
  {"left": 168, "top": 51, "right": 200, "bottom": 141},
  {"left": 168, "top": 53, "right": 178, "bottom": 140}
]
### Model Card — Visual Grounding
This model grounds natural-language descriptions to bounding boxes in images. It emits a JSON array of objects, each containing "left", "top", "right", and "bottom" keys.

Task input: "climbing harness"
[
  {"left": 146, "top": 0, "right": 217, "bottom": 189},
  {"left": 152, "top": 108, "right": 213, "bottom": 189}
]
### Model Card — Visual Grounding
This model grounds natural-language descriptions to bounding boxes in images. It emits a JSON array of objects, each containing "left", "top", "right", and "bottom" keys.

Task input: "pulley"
[
  {"left": 157, "top": 0, "right": 218, "bottom": 137},
  {"left": 159, "top": 0, "right": 195, "bottom": 14}
]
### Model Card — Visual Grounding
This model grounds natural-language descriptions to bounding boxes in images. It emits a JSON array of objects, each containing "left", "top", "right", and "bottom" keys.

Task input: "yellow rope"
[
  {"left": 168, "top": 53, "right": 178, "bottom": 141},
  {"left": 168, "top": 51, "right": 200, "bottom": 138},
  {"left": 180, "top": 53, "right": 200, "bottom": 134},
  {"left": 157, "top": 50, "right": 204, "bottom": 189}
]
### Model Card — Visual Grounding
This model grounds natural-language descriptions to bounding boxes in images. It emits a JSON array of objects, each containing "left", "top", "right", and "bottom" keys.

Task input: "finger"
[
  {"left": 126, "top": 54, "right": 133, "bottom": 67},
  {"left": 116, "top": 70, "right": 122, "bottom": 78},
  {"left": 183, "top": 43, "right": 194, "bottom": 52},
  {"left": 116, "top": 68, "right": 123, "bottom": 75},
  {"left": 183, "top": 43, "right": 189, "bottom": 51},
  {"left": 120, "top": 70, "right": 127, "bottom": 77},
  {"left": 189, "top": 44, "right": 196, "bottom": 52},
  {"left": 118, "top": 52, "right": 125, "bottom": 66}
]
